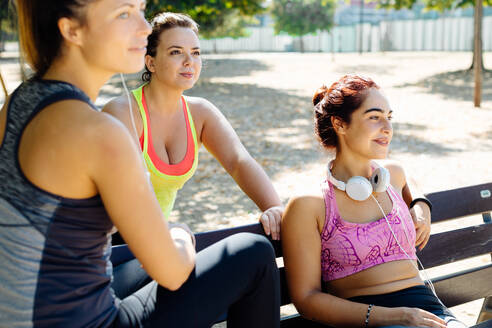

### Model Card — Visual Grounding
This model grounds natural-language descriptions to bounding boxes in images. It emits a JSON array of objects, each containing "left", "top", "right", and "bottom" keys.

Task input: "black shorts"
[{"left": 348, "top": 284, "right": 454, "bottom": 317}]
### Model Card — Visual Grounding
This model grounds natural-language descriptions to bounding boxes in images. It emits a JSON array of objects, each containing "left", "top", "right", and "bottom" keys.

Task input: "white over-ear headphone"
[{"left": 327, "top": 161, "right": 390, "bottom": 201}]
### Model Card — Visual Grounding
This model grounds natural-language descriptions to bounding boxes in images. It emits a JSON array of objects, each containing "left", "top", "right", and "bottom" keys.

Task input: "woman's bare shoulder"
[
  {"left": 283, "top": 194, "right": 325, "bottom": 230},
  {"left": 184, "top": 96, "right": 221, "bottom": 117},
  {"left": 102, "top": 95, "right": 133, "bottom": 117},
  {"left": 378, "top": 159, "right": 407, "bottom": 189}
]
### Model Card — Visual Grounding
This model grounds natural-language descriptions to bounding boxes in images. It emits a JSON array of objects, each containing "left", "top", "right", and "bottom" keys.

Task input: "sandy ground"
[{"left": 1, "top": 50, "right": 491, "bottom": 326}]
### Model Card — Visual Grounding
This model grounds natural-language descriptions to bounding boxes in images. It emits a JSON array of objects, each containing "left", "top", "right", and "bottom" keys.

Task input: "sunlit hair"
[
  {"left": 312, "top": 74, "right": 379, "bottom": 150},
  {"left": 16, "top": 0, "right": 96, "bottom": 79},
  {"left": 142, "top": 12, "right": 199, "bottom": 82}
]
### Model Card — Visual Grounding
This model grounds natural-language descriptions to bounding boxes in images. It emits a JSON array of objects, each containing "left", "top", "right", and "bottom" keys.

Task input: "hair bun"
[{"left": 312, "top": 85, "right": 328, "bottom": 106}]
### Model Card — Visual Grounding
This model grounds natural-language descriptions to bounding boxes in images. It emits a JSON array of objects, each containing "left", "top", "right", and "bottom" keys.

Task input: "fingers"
[
  {"left": 415, "top": 224, "right": 431, "bottom": 250},
  {"left": 415, "top": 227, "right": 424, "bottom": 246},
  {"left": 419, "top": 229, "right": 431, "bottom": 250},
  {"left": 421, "top": 310, "right": 447, "bottom": 328},
  {"left": 260, "top": 212, "right": 271, "bottom": 237},
  {"left": 410, "top": 308, "right": 447, "bottom": 328},
  {"left": 259, "top": 207, "right": 283, "bottom": 240},
  {"left": 268, "top": 212, "right": 280, "bottom": 240}
]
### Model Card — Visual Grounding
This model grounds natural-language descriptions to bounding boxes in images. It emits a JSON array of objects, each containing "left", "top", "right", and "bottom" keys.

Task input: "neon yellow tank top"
[{"left": 132, "top": 85, "right": 199, "bottom": 218}]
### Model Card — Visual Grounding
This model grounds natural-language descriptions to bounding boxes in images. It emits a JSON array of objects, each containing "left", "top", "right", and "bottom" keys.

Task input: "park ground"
[{"left": 1, "top": 50, "right": 491, "bottom": 325}]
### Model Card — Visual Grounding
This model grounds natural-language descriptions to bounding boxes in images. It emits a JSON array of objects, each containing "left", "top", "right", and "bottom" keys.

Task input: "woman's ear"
[
  {"left": 331, "top": 116, "right": 346, "bottom": 135},
  {"left": 58, "top": 17, "right": 84, "bottom": 46},
  {"left": 144, "top": 55, "right": 156, "bottom": 73}
]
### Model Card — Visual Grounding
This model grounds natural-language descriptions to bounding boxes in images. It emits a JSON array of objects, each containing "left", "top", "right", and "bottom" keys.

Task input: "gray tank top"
[{"left": 0, "top": 80, "right": 117, "bottom": 327}]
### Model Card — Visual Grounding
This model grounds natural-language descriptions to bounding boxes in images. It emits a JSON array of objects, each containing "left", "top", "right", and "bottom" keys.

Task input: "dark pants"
[
  {"left": 349, "top": 285, "right": 467, "bottom": 328},
  {"left": 111, "top": 233, "right": 280, "bottom": 328}
]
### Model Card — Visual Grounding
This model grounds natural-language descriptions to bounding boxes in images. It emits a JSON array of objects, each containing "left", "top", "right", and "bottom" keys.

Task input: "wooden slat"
[
  {"left": 432, "top": 263, "right": 492, "bottom": 308},
  {"left": 195, "top": 223, "right": 283, "bottom": 256},
  {"left": 419, "top": 223, "right": 492, "bottom": 268},
  {"left": 426, "top": 183, "right": 492, "bottom": 223}
]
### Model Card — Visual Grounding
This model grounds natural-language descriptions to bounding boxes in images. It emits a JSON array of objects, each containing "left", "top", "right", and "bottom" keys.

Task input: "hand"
[
  {"left": 169, "top": 222, "right": 196, "bottom": 248},
  {"left": 259, "top": 205, "right": 284, "bottom": 240},
  {"left": 397, "top": 307, "right": 447, "bottom": 328},
  {"left": 410, "top": 201, "right": 431, "bottom": 250}
]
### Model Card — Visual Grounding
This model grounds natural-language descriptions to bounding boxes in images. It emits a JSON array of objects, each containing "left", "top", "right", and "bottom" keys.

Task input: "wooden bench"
[{"left": 111, "top": 182, "right": 492, "bottom": 327}]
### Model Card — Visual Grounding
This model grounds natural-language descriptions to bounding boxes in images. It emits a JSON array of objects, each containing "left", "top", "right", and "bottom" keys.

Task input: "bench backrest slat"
[
  {"left": 195, "top": 223, "right": 283, "bottom": 256},
  {"left": 419, "top": 223, "right": 492, "bottom": 268},
  {"left": 426, "top": 183, "right": 492, "bottom": 223},
  {"left": 432, "top": 263, "right": 492, "bottom": 308}
]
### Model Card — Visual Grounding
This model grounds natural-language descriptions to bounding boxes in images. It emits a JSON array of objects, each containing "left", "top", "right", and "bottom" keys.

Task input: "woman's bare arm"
[{"left": 197, "top": 98, "right": 283, "bottom": 239}]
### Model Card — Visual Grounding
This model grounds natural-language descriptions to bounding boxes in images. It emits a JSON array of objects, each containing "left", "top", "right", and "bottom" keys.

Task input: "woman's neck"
[
  {"left": 331, "top": 153, "right": 373, "bottom": 182},
  {"left": 145, "top": 80, "right": 183, "bottom": 115},
  {"left": 42, "top": 56, "right": 111, "bottom": 102}
]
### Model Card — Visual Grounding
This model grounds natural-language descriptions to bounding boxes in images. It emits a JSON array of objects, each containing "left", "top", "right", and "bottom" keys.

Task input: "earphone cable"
[
  {"left": 370, "top": 194, "right": 442, "bottom": 303},
  {"left": 119, "top": 73, "right": 150, "bottom": 177}
]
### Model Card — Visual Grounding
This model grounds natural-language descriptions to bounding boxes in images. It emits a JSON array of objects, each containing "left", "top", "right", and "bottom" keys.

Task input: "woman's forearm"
[
  {"left": 297, "top": 292, "right": 403, "bottom": 327},
  {"left": 229, "top": 155, "right": 282, "bottom": 211}
]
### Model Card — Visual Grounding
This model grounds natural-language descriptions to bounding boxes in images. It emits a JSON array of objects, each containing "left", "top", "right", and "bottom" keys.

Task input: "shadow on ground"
[
  {"left": 390, "top": 122, "right": 462, "bottom": 155},
  {"left": 396, "top": 69, "right": 492, "bottom": 103},
  {"left": 175, "top": 80, "right": 321, "bottom": 231}
]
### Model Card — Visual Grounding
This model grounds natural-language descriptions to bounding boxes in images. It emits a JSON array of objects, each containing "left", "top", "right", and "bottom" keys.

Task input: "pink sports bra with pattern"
[{"left": 320, "top": 180, "right": 417, "bottom": 282}]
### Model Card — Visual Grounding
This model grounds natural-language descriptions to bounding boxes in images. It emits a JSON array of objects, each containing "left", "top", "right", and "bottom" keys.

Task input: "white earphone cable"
[
  {"left": 370, "top": 194, "right": 441, "bottom": 302},
  {"left": 119, "top": 73, "right": 151, "bottom": 177}
]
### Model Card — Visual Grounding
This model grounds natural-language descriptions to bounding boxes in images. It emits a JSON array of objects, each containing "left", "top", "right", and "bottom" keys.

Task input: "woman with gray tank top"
[{"left": 0, "top": 1, "right": 279, "bottom": 327}]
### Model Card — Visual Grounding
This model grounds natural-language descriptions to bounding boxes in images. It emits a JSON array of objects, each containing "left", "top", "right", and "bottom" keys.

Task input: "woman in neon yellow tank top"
[{"left": 103, "top": 12, "right": 283, "bottom": 240}]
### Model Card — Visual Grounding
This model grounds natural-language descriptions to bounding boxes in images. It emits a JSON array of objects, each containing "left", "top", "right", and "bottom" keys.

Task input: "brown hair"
[
  {"left": 16, "top": 0, "right": 97, "bottom": 79},
  {"left": 313, "top": 75, "right": 379, "bottom": 150},
  {"left": 142, "top": 12, "right": 199, "bottom": 82}
]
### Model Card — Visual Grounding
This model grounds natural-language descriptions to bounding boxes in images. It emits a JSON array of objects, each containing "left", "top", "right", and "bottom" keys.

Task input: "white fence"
[{"left": 200, "top": 16, "right": 492, "bottom": 53}]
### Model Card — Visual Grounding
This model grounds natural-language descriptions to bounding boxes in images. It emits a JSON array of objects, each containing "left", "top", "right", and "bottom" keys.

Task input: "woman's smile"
[{"left": 179, "top": 72, "right": 194, "bottom": 79}]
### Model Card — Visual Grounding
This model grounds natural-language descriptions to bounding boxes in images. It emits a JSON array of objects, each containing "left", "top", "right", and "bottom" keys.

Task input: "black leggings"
[{"left": 111, "top": 233, "right": 280, "bottom": 328}]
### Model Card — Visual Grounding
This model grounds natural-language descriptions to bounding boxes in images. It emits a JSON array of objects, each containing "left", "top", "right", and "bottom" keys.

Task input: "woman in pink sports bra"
[
  {"left": 103, "top": 12, "right": 283, "bottom": 240},
  {"left": 282, "top": 75, "right": 466, "bottom": 328}
]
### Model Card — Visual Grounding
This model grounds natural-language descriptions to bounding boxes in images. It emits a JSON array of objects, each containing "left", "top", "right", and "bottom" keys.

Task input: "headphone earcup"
[
  {"left": 345, "top": 176, "right": 373, "bottom": 201},
  {"left": 371, "top": 167, "right": 391, "bottom": 193}
]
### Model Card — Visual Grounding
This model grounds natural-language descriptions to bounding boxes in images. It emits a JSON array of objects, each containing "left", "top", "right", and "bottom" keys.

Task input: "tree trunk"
[
  {"left": 469, "top": 1, "right": 485, "bottom": 71},
  {"left": 300, "top": 36, "right": 304, "bottom": 53},
  {"left": 213, "top": 39, "right": 218, "bottom": 54},
  {"left": 473, "top": 0, "right": 483, "bottom": 107},
  {"left": 469, "top": 44, "right": 485, "bottom": 71}
]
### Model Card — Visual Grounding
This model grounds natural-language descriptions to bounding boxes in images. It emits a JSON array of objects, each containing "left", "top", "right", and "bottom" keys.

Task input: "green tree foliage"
[
  {"left": 145, "top": 0, "right": 264, "bottom": 39},
  {"left": 0, "top": 1, "right": 16, "bottom": 51},
  {"left": 271, "top": 0, "right": 336, "bottom": 51}
]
